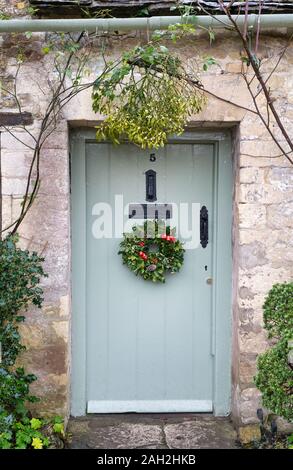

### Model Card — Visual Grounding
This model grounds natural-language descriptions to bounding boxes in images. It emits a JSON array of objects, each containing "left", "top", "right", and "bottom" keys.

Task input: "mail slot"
[
  {"left": 145, "top": 169, "right": 157, "bottom": 202},
  {"left": 129, "top": 204, "right": 172, "bottom": 219}
]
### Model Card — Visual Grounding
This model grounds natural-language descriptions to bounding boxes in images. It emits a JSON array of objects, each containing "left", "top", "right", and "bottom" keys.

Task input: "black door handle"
[{"left": 200, "top": 206, "right": 208, "bottom": 248}]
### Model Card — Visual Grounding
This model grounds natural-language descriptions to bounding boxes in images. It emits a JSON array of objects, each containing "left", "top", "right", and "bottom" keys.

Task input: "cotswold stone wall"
[{"left": 0, "top": 2, "right": 292, "bottom": 426}]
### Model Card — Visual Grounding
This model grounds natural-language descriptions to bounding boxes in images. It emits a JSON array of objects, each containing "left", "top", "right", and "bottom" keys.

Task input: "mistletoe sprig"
[
  {"left": 92, "top": 29, "right": 206, "bottom": 149},
  {"left": 118, "top": 220, "right": 185, "bottom": 282}
]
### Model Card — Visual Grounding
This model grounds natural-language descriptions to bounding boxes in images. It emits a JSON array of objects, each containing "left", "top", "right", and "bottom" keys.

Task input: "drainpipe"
[{"left": 0, "top": 14, "right": 292, "bottom": 33}]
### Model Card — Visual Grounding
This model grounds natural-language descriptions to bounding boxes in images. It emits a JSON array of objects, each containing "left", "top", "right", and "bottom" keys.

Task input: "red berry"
[
  {"left": 138, "top": 241, "right": 145, "bottom": 247},
  {"left": 139, "top": 251, "right": 148, "bottom": 261}
]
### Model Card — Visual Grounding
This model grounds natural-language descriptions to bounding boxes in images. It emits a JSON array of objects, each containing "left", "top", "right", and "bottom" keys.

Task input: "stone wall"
[{"left": 0, "top": 1, "right": 292, "bottom": 426}]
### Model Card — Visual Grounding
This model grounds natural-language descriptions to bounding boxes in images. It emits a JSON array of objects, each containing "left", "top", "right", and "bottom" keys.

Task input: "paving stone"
[
  {"left": 67, "top": 415, "right": 237, "bottom": 449},
  {"left": 164, "top": 417, "right": 237, "bottom": 449},
  {"left": 71, "top": 422, "right": 164, "bottom": 449}
]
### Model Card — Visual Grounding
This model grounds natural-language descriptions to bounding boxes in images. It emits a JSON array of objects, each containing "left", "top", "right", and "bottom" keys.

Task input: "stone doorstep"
[
  {"left": 67, "top": 414, "right": 238, "bottom": 449},
  {"left": 67, "top": 414, "right": 293, "bottom": 448}
]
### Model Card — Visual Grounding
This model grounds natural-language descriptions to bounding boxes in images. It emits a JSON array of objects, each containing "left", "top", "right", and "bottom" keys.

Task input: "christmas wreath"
[{"left": 118, "top": 220, "right": 185, "bottom": 283}]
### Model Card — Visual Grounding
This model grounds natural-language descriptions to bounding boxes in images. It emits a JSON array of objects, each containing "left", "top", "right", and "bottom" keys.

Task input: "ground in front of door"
[{"left": 67, "top": 414, "right": 237, "bottom": 449}]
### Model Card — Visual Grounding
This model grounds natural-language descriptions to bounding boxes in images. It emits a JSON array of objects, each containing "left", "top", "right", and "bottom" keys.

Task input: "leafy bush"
[
  {"left": 0, "top": 367, "right": 38, "bottom": 421},
  {"left": 263, "top": 283, "right": 293, "bottom": 341},
  {"left": 0, "top": 235, "right": 65, "bottom": 449},
  {"left": 255, "top": 339, "right": 293, "bottom": 421},
  {"left": 0, "top": 235, "right": 46, "bottom": 432},
  {"left": 0, "top": 235, "right": 46, "bottom": 366},
  {"left": 255, "top": 283, "right": 293, "bottom": 422}
]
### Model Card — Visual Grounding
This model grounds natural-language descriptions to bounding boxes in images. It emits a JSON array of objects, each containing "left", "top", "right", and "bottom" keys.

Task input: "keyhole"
[
  {"left": 150, "top": 153, "right": 156, "bottom": 162},
  {"left": 205, "top": 265, "right": 208, "bottom": 271}
]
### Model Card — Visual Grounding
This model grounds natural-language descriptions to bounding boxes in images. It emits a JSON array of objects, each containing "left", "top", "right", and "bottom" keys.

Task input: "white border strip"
[{"left": 87, "top": 400, "right": 213, "bottom": 413}]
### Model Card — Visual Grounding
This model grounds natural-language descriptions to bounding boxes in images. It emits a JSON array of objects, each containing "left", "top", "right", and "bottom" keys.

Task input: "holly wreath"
[{"left": 118, "top": 220, "right": 185, "bottom": 283}]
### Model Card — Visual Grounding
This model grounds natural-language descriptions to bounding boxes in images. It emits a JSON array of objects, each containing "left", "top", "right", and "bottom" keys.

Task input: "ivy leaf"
[
  {"left": 203, "top": 56, "right": 216, "bottom": 71},
  {"left": 30, "top": 418, "right": 42, "bottom": 430}
]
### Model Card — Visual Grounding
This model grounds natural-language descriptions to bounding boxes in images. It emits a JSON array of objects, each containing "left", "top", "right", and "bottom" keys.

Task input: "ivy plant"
[
  {"left": 0, "top": 367, "right": 38, "bottom": 422},
  {"left": 0, "top": 234, "right": 46, "bottom": 366},
  {"left": 0, "top": 235, "right": 67, "bottom": 449}
]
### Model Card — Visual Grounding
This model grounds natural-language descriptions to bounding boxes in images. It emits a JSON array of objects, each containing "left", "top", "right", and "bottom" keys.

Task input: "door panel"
[{"left": 85, "top": 142, "right": 215, "bottom": 412}]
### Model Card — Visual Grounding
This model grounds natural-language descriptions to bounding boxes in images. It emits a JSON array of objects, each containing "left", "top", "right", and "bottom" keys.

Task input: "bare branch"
[
  {"left": 217, "top": 0, "right": 293, "bottom": 164},
  {"left": 1, "top": 125, "right": 35, "bottom": 151},
  {"left": 242, "top": 70, "right": 293, "bottom": 165}
]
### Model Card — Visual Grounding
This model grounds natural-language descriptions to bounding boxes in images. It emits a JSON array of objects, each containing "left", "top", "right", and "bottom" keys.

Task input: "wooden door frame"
[{"left": 70, "top": 128, "right": 233, "bottom": 417}]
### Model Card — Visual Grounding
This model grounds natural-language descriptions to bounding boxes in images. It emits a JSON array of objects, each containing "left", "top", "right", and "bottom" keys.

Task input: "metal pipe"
[{"left": 0, "top": 14, "right": 292, "bottom": 33}]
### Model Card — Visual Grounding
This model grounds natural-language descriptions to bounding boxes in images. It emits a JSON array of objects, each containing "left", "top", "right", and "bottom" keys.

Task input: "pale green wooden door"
[{"left": 85, "top": 142, "right": 216, "bottom": 413}]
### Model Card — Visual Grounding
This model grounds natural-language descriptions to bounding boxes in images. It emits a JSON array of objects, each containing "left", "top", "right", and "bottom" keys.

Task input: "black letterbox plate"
[{"left": 129, "top": 204, "right": 173, "bottom": 220}]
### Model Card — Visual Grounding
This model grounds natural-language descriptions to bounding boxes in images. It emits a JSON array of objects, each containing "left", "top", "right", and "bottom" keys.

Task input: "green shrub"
[
  {"left": 255, "top": 283, "right": 293, "bottom": 422},
  {"left": 263, "top": 283, "right": 293, "bottom": 341},
  {"left": 0, "top": 235, "right": 46, "bottom": 434},
  {"left": 255, "top": 339, "right": 293, "bottom": 421},
  {"left": 0, "top": 235, "right": 65, "bottom": 449},
  {"left": 0, "top": 367, "right": 38, "bottom": 422},
  {"left": 0, "top": 235, "right": 46, "bottom": 366}
]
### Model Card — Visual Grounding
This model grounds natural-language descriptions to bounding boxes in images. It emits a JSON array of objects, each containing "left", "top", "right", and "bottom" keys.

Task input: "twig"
[
  {"left": 218, "top": 0, "right": 293, "bottom": 165},
  {"left": 242, "top": 70, "right": 293, "bottom": 165}
]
